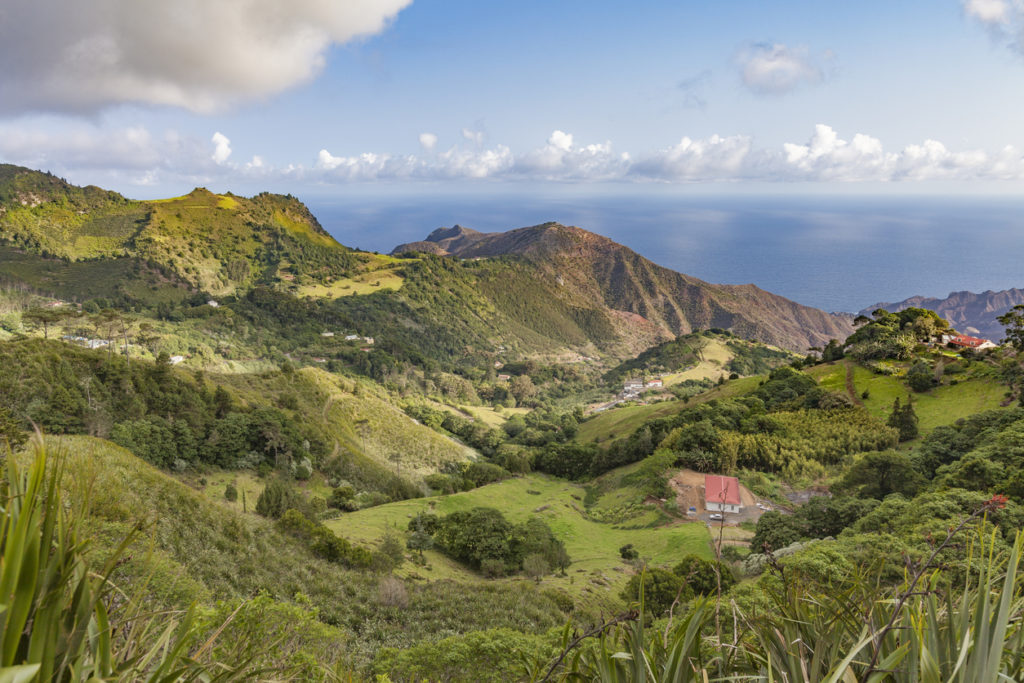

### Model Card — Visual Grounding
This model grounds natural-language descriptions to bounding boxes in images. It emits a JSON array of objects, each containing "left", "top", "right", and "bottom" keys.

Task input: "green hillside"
[
  {"left": 808, "top": 358, "right": 1007, "bottom": 436},
  {"left": 328, "top": 473, "right": 712, "bottom": 597},
  {"left": 22, "top": 435, "right": 573, "bottom": 675}
]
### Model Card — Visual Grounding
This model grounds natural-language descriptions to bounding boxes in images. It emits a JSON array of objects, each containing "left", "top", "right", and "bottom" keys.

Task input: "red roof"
[
  {"left": 705, "top": 475, "right": 741, "bottom": 506},
  {"left": 949, "top": 334, "right": 991, "bottom": 348}
]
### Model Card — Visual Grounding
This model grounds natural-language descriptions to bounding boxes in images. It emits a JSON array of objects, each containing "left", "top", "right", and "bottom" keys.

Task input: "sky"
[{"left": 2, "top": 0, "right": 1024, "bottom": 198}]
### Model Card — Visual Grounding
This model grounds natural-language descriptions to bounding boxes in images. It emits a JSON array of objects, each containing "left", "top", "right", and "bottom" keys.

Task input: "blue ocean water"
[{"left": 305, "top": 192, "right": 1024, "bottom": 314}]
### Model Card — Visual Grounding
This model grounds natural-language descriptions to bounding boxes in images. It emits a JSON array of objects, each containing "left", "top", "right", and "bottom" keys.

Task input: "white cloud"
[
  {"left": 736, "top": 43, "right": 829, "bottom": 95},
  {"left": 778, "top": 124, "right": 1024, "bottom": 181},
  {"left": 514, "top": 130, "right": 628, "bottom": 180},
  {"left": 3, "top": 123, "right": 1023, "bottom": 189},
  {"left": 963, "top": 0, "right": 1024, "bottom": 56},
  {"left": 631, "top": 135, "right": 753, "bottom": 180},
  {"left": 0, "top": 0, "right": 412, "bottom": 114},
  {"left": 964, "top": 0, "right": 1010, "bottom": 24},
  {"left": 418, "top": 132, "right": 438, "bottom": 150},
  {"left": 211, "top": 132, "right": 232, "bottom": 164},
  {"left": 462, "top": 128, "right": 484, "bottom": 144}
]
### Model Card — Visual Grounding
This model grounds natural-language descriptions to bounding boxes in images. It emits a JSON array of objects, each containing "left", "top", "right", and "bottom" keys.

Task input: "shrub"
[
  {"left": 376, "top": 576, "right": 409, "bottom": 608},
  {"left": 523, "top": 553, "right": 550, "bottom": 582},
  {"left": 224, "top": 483, "right": 238, "bottom": 502},
  {"left": 481, "top": 558, "right": 505, "bottom": 578}
]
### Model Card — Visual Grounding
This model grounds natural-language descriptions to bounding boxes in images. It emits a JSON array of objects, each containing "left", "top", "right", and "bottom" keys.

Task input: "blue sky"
[{"left": 2, "top": 0, "right": 1024, "bottom": 197}]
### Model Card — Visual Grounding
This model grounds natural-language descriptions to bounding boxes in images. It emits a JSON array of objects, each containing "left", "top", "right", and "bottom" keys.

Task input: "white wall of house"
[{"left": 706, "top": 502, "right": 741, "bottom": 513}]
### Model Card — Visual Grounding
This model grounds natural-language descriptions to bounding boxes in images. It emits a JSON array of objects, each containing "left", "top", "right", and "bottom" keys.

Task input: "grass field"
[
  {"left": 297, "top": 254, "right": 416, "bottom": 298},
  {"left": 810, "top": 360, "right": 1007, "bottom": 435},
  {"left": 660, "top": 338, "right": 733, "bottom": 384},
  {"left": 328, "top": 473, "right": 712, "bottom": 597},
  {"left": 577, "top": 376, "right": 765, "bottom": 443}
]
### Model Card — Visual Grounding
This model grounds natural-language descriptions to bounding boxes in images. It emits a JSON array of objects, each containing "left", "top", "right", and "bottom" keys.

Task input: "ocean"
[{"left": 305, "top": 192, "right": 1024, "bottom": 314}]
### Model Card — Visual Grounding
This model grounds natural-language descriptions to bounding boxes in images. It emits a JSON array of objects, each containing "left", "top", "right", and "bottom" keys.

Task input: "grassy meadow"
[
  {"left": 809, "top": 359, "right": 1007, "bottom": 436},
  {"left": 327, "top": 472, "right": 712, "bottom": 597}
]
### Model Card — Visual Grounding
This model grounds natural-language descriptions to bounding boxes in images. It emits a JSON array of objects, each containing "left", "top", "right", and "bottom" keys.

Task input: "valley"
[{"left": 2, "top": 167, "right": 1024, "bottom": 681}]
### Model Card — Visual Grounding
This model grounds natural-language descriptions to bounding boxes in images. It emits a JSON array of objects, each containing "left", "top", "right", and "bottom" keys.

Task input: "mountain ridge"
[
  {"left": 861, "top": 288, "right": 1024, "bottom": 340},
  {"left": 395, "top": 222, "right": 854, "bottom": 352}
]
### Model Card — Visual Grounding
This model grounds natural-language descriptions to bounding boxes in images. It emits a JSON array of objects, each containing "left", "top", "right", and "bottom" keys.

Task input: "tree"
[
  {"left": 887, "top": 397, "right": 919, "bottom": 442},
  {"left": 906, "top": 361, "right": 935, "bottom": 392},
  {"left": 836, "top": 450, "right": 926, "bottom": 500},
  {"left": 0, "top": 405, "right": 27, "bottom": 451},
  {"left": 998, "top": 304, "right": 1024, "bottom": 350},
  {"left": 509, "top": 375, "right": 538, "bottom": 404},
  {"left": 22, "top": 307, "right": 64, "bottom": 339},
  {"left": 522, "top": 553, "right": 549, "bottom": 582},
  {"left": 255, "top": 479, "right": 303, "bottom": 519},
  {"left": 620, "top": 568, "right": 690, "bottom": 617},
  {"left": 672, "top": 554, "right": 735, "bottom": 596}
]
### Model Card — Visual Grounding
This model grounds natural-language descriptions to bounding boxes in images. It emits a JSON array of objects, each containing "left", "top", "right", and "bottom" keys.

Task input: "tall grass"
[
  {"left": 544, "top": 503, "right": 1024, "bottom": 681},
  {"left": 0, "top": 435, "right": 261, "bottom": 681}
]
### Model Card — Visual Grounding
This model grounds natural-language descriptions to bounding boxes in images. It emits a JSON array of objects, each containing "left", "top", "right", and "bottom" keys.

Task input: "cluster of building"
[{"left": 621, "top": 377, "right": 664, "bottom": 398}]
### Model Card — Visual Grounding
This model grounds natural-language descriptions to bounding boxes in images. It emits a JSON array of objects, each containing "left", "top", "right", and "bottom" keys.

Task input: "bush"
[
  {"left": 619, "top": 544, "right": 639, "bottom": 560},
  {"left": 481, "top": 558, "right": 506, "bottom": 578},
  {"left": 523, "top": 553, "right": 550, "bottom": 582},
  {"left": 255, "top": 479, "right": 304, "bottom": 519},
  {"left": 376, "top": 576, "right": 409, "bottom": 608},
  {"left": 224, "top": 483, "right": 238, "bottom": 502}
]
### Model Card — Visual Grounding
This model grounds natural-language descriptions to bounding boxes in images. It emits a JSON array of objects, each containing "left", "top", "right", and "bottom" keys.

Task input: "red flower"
[{"left": 987, "top": 494, "right": 1009, "bottom": 509}]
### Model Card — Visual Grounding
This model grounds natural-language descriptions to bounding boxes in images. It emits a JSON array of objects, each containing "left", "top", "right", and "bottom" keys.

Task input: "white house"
[{"left": 705, "top": 474, "right": 742, "bottom": 514}]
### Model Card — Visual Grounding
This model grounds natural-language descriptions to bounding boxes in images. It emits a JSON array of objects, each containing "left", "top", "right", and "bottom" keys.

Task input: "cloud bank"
[
  {"left": 2, "top": 123, "right": 1023, "bottom": 188},
  {"left": 0, "top": 0, "right": 412, "bottom": 113}
]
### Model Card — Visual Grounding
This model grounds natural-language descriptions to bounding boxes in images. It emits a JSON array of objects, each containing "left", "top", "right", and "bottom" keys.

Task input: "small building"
[
  {"left": 948, "top": 334, "right": 997, "bottom": 350},
  {"left": 320, "top": 331, "right": 335, "bottom": 337},
  {"left": 623, "top": 378, "right": 644, "bottom": 394},
  {"left": 363, "top": 337, "right": 374, "bottom": 344},
  {"left": 497, "top": 373, "right": 511, "bottom": 381},
  {"left": 344, "top": 334, "right": 360, "bottom": 341},
  {"left": 206, "top": 300, "right": 219, "bottom": 308},
  {"left": 705, "top": 474, "right": 742, "bottom": 514},
  {"left": 645, "top": 377, "right": 664, "bottom": 388},
  {"left": 169, "top": 355, "right": 185, "bottom": 365}
]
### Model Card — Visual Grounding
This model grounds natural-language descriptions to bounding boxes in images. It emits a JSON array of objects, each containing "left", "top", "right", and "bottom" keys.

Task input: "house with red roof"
[
  {"left": 705, "top": 474, "right": 742, "bottom": 514},
  {"left": 946, "top": 334, "right": 997, "bottom": 351}
]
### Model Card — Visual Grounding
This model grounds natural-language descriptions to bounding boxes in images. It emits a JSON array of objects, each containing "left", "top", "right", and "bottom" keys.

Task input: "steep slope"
[
  {"left": 394, "top": 222, "right": 854, "bottom": 352},
  {"left": 0, "top": 164, "right": 359, "bottom": 295},
  {"left": 863, "top": 288, "right": 1024, "bottom": 340}
]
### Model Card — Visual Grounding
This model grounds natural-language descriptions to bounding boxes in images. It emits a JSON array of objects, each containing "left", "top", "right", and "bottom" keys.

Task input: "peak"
[{"left": 426, "top": 225, "right": 480, "bottom": 242}]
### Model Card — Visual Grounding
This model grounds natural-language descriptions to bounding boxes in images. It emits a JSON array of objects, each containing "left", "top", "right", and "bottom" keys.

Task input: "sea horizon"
[{"left": 305, "top": 192, "right": 1024, "bottom": 315}]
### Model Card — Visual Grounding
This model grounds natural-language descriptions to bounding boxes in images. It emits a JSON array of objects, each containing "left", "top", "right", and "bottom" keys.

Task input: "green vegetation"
[{"left": 8, "top": 165, "right": 1024, "bottom": 680}]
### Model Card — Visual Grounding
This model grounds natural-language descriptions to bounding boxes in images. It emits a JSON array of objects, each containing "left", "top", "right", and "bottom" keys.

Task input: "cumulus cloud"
[
  {"left": 418, "top": 132, "right": 438, "bottom": 150},
  {"left": 211, "top": 132, "right": 232, "bottom": 164},
  {"left": 736, "top": 43, "right": 830, "bottom": 95},
  {"left": 462, "top": 128, "right": 485, "bottom": 144},
  {"left": 0, "top": 0, "right": 412, "bottom": 114},
  {"left": 631, "top": 135, "right": 753, "bottom": 180},
  {"left": 779, "top": 124, "right": 1023, "bottom": 181},
  {"left": 514, "top": 130, "right": 629, "bottom": 180},
  {"left": 3, "top": 122, "right": 1023, "bottom": 188}
]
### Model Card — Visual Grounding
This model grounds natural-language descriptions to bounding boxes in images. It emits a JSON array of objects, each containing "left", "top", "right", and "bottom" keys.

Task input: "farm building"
[
  {"left": 947, "top": 334, "right": 997, "bottom": 350},
  {"left": 705, "top": 474, "right": 742, "bottom": 514}
]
